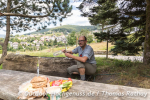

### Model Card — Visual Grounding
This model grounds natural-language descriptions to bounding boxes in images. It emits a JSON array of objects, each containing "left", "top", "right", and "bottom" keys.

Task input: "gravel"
[{"left": 95, "top": 55, "right": 143, "bottom": 62}]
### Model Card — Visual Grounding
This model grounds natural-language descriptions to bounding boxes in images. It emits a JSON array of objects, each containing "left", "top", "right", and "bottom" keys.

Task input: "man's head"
[{"left": 78, "top": 36, "right": 87, "bottom": 48}]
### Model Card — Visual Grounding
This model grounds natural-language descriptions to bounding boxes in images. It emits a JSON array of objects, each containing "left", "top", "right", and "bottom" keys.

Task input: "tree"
[
  {"left": 78, "top": 0, "right": 119, "bottom": 58},
  {"left": 78, "top": 0, "right": 150, "bottom": 64},
  {"left": 144, "top": 0, "right": 150, "bottom": 64},
  {"left": 18, "top": 44, "right": 23, "bottom": 50},
  {"left": 78, "top": 29, "right": 94, "bottom": 43},
  {"left": 0, "top": 0, "right": 72, "bottom": 65},
  {"left": 67, "top": 31, "right": 76, "bottom": 45},
  {"left": 87, "top": 35, "right": 93, "bottom": 43},
  {"left": 53, "top": 38, "right": 57, "bottom": 46}
]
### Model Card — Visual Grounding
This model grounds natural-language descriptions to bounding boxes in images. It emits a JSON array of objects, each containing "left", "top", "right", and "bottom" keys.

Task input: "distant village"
[{"left": 8, "top": 33, "right": 67, "bottom": 50}]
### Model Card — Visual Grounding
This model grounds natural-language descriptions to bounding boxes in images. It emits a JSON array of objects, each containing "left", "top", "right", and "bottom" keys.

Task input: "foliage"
[
  {"left": 0, "top": 46, "right": 2, "bottom": 50},
  {"left": 78, "top": 0, "right": 146, "bottom": 56},
  {"left": 76, "top": 29, "right": 94, "bottom": 43},
  {"left": 57, "top": 42, "right": 65, "bottom": 46},
  {"left": 0, "top": 0, "right": 73, "bottom": 65},
  {"left": 0, "top": 0, "right": 72, "bottom": 34},
  {"left": 95, "top": 57, "right": 150, "bottom": 88},
  {"left": 0, "top": 38, "right": 4, "bottom": 42},
  {"left": 0, "top": 64, "right": 2, "bottom": 69},
  {"left": 53, "top": 38, "right": 57, "bottom": 46},
  {"left": 51, "top": 25, "right": 97, "bottom": 34},
  {"left": 18, "top": 44, "right": 23, "bottom": 50},
  {"left": 87, "top": 35, "right": 93, "bottom": 43},
  {"left": 24, "top": 25, "right": 98, "bottom": 35},
  {"left": 67, "top": 31, "right": 76, "bottom": 45},
  {"left": 0, "top": 50, "right": 2, "bottom": 54}
]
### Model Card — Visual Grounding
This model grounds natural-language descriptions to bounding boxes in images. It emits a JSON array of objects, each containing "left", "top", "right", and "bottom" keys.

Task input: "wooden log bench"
[{"left": 0, "top": 69, "right": 150, "bottom": 100}]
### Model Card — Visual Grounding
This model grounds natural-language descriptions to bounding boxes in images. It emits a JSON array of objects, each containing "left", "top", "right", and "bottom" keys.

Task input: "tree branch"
[
  {"left": 0, "top": 42, "right": 3, "bottom": 46},
  {"left": 124, "top": 13, "right": 146, "bottom": 17},
  {"left": 100, "top": 23, "right": 119, "bottom": 30},
  {"left": 10, "top": 5, "right": 23, "bottom": 11},
  {"left": 0, "top": 7, "right": 7, "bottom": 12},
  {"left": 1, "top": 13, "right": 51, "bottom": 18}
]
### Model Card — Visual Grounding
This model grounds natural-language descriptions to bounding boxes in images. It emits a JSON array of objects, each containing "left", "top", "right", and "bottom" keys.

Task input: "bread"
[
  {"left": 31, "top": 76, "right": 47, "bottom": 83},
  {"left": 32, "top": 81, "right": 47, "bottom": 88},
  {"left": 30, "top": 76, "right": 47, "bottom": 88}
]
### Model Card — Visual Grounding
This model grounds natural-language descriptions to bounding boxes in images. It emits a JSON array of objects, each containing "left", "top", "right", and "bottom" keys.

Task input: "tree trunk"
[
  {"left": 0, "top": 0, "right": 11, "bottom": 65},
  {"left": 106, "top": 38, "right": 108, "bottom": 59},
  {"left": 106, "top": 31, "right": 109, "bottom": 59},
  {"left": 143, "top": 0, "right": 150, "bottom": 64}
]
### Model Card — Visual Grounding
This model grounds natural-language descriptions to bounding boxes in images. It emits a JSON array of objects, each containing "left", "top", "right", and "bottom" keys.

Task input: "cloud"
[
  {"left": 0, "top": 31, "right": 5, "bottom": 35},
  {"left": 60, "top": 9, "right": 91, "bottom": 26},
  {"left": 70, "top": 1, "right": 82, "bottom": 7},
  {"left": 1, "top": 0, "right": 92, "bottom": 35}
]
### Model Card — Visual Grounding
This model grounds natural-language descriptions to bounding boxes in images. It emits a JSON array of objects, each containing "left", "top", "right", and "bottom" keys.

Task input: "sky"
[{"left": 0, "top": 0, "right": 91, "bottom": 37}]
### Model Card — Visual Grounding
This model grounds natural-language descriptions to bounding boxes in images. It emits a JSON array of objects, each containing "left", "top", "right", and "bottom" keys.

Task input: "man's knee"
[
  {"left": 67, "top": 67, "right": 72, "bottom": 75},
  {"left": 67, "top": 65, "right": 79, "bottom": 75},
  {"left": 76, "top": 61, "right": 85, "bottom": 68}
]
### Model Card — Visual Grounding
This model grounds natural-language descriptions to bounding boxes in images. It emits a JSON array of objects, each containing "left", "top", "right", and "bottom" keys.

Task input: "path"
[{"left": 95, "top": 55, "right": 143, "bottom": 62}]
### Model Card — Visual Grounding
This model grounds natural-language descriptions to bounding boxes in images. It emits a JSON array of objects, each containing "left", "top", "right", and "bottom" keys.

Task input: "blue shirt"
[{"left": 72, "top": 45, "right": 96, "bottom": 64}]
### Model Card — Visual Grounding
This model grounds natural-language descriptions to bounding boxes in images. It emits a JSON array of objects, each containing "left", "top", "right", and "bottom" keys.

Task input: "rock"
[{"left": 3, "top": 53, "right": 76, "bottom": 77}]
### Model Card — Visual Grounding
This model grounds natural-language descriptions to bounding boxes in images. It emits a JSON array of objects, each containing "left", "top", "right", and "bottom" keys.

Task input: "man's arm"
[
  {"left": 66, "top": 50, "right": 74, "bottom": 54},
  {"left": 62, "top": 49, "right": 74, "bottom": 54},
  {"left": 65, "top": 53, "right": 88, "bottom": 63}
]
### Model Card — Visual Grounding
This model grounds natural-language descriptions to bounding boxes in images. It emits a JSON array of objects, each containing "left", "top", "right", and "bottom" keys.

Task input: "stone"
[
  {"left": 3, "top": 53, "right": 76, "bottom": 77},
  {"left": 0, "top": 69, "right": 150, "bottom": 100}
]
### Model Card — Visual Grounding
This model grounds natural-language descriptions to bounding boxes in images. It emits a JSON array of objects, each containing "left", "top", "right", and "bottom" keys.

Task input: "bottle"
[
  {"left": 53, "top": 50, "right": 63, "bottom": 57},
  {"left": 37, "top": 57, "right": 40, "bottom": 76}
]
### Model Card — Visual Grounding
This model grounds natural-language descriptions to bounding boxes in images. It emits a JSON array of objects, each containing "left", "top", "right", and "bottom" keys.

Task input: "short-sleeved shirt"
[{"left": 72, "top": 45, "right": 96, "bottom": 64}]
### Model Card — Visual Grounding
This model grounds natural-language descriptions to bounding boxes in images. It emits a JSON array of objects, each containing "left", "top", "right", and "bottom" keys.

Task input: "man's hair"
[{"left": 84, "top": 36, "right": 87, "bottom": 41}]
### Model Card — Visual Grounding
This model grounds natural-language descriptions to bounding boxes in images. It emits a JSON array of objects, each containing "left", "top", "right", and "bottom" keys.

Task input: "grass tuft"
[{"left": 0, "top": 64, "right": 2, "bottom": 69}]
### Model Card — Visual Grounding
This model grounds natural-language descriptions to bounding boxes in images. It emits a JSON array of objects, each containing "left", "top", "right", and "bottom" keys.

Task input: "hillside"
[
  {"left": 24, "top": 25, "right": 98, "bottom": 35},
  {"left": 24, "top": 28, "right": 51, "bottom": 35},
  {"left": 51, "top": 25, "right": 97, "bottom": 33}
]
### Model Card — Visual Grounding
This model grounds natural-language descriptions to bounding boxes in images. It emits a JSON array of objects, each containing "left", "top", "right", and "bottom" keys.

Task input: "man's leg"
[
  {"left": 67, "top": 65, "right": 79, "bottom": 75},
  {"left": 77, "top": 61, "right": 97, "bottom": 80},
  {"left": 77, "top": 61, "right": 86, "bottom": 81},
  {"left": 78, "top": 68, "right": 86, "bottom": 81},
  {"left": 84, "top": 63, "right": 97, "bottom": 75}
]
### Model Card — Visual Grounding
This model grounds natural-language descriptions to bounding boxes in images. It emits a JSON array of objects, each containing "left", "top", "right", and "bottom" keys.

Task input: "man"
[{"left": 62, "top": 36, "right": 97, "bottom": 81}]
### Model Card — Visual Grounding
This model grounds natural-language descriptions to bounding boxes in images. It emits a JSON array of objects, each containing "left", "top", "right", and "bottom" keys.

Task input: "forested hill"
[
  {"left": 51, "top": 25, "right": 97, "bottom": 33},
  {"left": 24, "top": 25, "right": 98, "bottom": 35}
]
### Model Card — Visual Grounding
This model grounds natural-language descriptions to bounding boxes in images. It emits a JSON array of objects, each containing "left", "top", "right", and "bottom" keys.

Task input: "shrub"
[
  {"left": 19, "top": 49, "right": 25, "bottom": 52},
  {"left": 0, "top": 64, "right": 2, "bottom": 69},
  {"left": 0, "top": 50, "right": 2, "bottom": 54}
]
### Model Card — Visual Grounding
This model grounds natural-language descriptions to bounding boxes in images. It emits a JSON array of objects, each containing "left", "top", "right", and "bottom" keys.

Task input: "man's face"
[{"left": 78, "top": 37, "right": 87, "bottom": 47}]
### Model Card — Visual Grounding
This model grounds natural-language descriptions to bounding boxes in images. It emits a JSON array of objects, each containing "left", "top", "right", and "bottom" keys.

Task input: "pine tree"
[
  {"left": 78, "top": 0, "right": 119, "bottom": 58},
  {"left": 78, "top": 0, "right": 150, "bottom": 64},
  {"left": 0, "top": 0, "right": 72, "bottom": 65}
]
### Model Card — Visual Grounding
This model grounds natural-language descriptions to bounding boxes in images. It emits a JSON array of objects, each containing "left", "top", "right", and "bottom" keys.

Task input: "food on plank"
[{"left": 30, "top": 76, "right": 48, "bottom": 88}]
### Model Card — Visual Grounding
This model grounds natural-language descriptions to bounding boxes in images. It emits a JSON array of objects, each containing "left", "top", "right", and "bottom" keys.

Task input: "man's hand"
[
  {"left": 61, "top": 49, "right": 66, "bottom": 53},
  {"left": 62, "top": 49, "right": 73, "bottom": 54},
  {"left": 65, "top": 53, "right": 72, "bottom": 58}
]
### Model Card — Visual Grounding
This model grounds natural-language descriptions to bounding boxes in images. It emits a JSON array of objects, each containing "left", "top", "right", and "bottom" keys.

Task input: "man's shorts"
[{"left": 67, "top": 60, "right": 97, "bottom": 75}]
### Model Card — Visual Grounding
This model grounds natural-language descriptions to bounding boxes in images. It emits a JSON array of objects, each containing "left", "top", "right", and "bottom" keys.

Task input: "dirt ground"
[
  {"left": 44, "top": 71, "right": 141, "bottom": 88},
  {"left": 14, "top": 70, "right": 141, "bottom": 89}
]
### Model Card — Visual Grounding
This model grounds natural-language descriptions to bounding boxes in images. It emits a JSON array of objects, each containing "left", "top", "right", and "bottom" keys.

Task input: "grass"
[
  {"left": 67, "top": 42, "right": 114, "bottom": 51},
  {"left": 0, "top": 64, "right": 2, "bottom": 69},
  {"left": 95, "top": 57, "right": 150, "bottom": 89},
  {"left": 11, "top": 46, "right": 79, "bottom": 57},
  {"left": 5, "top": 42, "right": 148, "bottom": 88}
]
